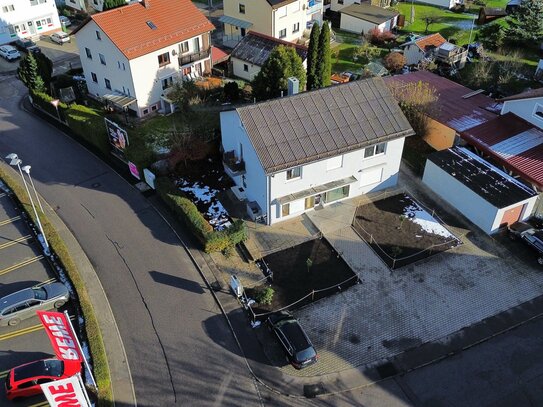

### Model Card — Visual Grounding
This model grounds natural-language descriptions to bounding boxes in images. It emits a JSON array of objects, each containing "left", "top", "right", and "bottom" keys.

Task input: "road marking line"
[
  {"left": 0, "top": 192, "right": 5, "bottom": 198},
  {"left": 0, "top": 235, "right": 32, "bottom": 250},
  {"left": 0, "top": 369, "right": 10, "bottom": 378},
  {"left": 0, "top": 324, "right": 43, "bottom": 341},
  {"left": 0, "top": 215, "right": 21, "bottom": 227},
  {"left": 29, "top": 401, "right": 48, "bottom": 407},
  {"left": 0, "top": 255, "right": 44, "bottom": 276},
  {"left": 35, "top": 277, "right": 57, "bottom": 287}
]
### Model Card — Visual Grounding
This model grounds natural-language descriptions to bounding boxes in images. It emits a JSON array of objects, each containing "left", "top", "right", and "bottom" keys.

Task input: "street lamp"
[
  {"left": 21, "top": 165, "right": 44, "bottom": 213},
  {"left": 5, "top": 154, "right": 49, "bottom": 253}
]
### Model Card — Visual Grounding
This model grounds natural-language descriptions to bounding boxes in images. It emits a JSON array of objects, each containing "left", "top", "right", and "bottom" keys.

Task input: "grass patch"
[{"left": 0, "top": 168, "right": 113, "bottom": 406}]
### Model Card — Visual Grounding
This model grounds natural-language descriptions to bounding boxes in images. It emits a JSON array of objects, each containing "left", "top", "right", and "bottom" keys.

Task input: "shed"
[
  {"left": 423, "top": 147, "right": 538, "bottom": 234},
  {"left": 477, "top": 7, "right": 507, "bottom": 24},
  {"left": 339, "top": 4, "right": 398, "bottom": 34}
]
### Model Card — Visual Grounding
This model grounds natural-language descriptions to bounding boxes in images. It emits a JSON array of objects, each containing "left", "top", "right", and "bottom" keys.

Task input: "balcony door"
[{"left": 193, "top": 37, "right": 200, "bottom": 52}]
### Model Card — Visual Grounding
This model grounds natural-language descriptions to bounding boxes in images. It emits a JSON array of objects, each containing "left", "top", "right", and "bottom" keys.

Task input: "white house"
[
  {"left": 423, "top": 147, "right": 538, "bottom": 234},
  {"left": 72, "top": 0, "right": 214, "bottom": 117},
  {"left": 339, "top": 3, "right": 398, "bottom": 34},
  {"left": 400, "top": 33, "right": 447, "bottom": 65},
  {"left": 0, "top": 0, "right": 62, "bottom": 45},
  {"left": 230, "top": 31, "right": 307, "bottom": 81},
  {"left": 413, "top": 0, "right": 463, "bottom": 9},
  {"left": 220, "top": 0, "right": 323, "bottom": 48},
  {"left": 220, "top": 77, "right": 415, "bottom": 225},
  {"left": 56, "top": 0, "right": 86, "bottom": 12},
  {"left": 499, "top": 88, "right": 543, "bottom": 130}
]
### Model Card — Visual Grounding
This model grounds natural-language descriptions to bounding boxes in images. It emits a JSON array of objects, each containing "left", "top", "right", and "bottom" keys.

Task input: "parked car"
[
  {"left": 0, "top": 44, "right": 21, "bottom": 61},
  {"left": 5, "top": 358, "right": 81, "bottom": 401},
  {"left": 267, "top": 311, "right": 318, "bottom": 369},
  {"left": 508, "top": 221, "right": 543, "bottom": 265},
  {"left": 59, "top": 16, "right": 72, "bottom": 27},
  {"left": 50, "top": 32, "right": 71, "bottom": 45},
  {"left": 14, "top": 38, "right": 40, "bottom": 54},
  {"left": 0, "top": 282, "right": 70, "bottom": 327}
]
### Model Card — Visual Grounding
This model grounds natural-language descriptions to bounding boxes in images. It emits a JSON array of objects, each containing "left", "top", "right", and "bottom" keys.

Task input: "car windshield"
[
  {"left": 295, "top": 347, "right": 317, "bottom": 363},
  {"left": 32, "top": 287, "right": 47, "bottom": 300},
  {"left": 14, "top": 360, "right": 63, "bottom": 381}
]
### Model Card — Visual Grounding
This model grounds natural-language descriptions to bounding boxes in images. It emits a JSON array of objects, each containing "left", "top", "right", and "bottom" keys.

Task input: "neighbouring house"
[
  {"left": 56, "top": 0, "right": 87, "bottom": 12},
  {"left": 477, "top": 7, "right": 507, "bottom": 25},
  {"left": 384, "top": 71, "right": 499, "bottom": 150},
  {"left": 412, "top": 0, "right": 464, "bottom": 9},
  {"left": 339, "top": 3, "right": 398, "bottom": 34},
  {"left": 230, "top": 31, "right": 308, "bottom": 81},
  {"left": 0, "top": 0, "right": 62, "bottom": 45},
  {"left": 220, "top": 0, "right": 323, "bottom": 48},
  {"left": 72, "top": 0, "right": 214, "bottom": 117},
  {"left": 423, "top": 147, "right": 538, "bottom": 234},
  {"left": 400, "top": 33, "right": 467, "bottom": 69},
  {"left": 329, "top": 0, "right": 392, "bottom": 13},
  {"left": 220, "top": 77, "right": 415, "bottom": 225},
  {"left": 498, "top": 88, "right": 543, "bottom": 130}
]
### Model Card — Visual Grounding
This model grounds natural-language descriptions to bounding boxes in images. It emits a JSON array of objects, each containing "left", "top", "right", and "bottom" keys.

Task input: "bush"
[
  {"left": 255, "top": 286, "right": 274, "bottom": 305},
  {"left": 65, "top": 104, "right": 111, "bottom": 155},
  {"left": 383, "top": 52, "right": 406, "bottom": 72},
  {"left": 366, "top": 28, "right": 396, "bottom": 46},
  {"left": 476, "top": 22, "right": 505, "bottom": 51},
  {"left": 223, "top": 81, "right": 240, "bottom": 102}
]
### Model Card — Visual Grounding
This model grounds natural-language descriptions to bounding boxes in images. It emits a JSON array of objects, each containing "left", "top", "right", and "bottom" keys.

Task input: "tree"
[
  {"left": 353, "top": 41, "right": 380, "bottom": 64},
  {"left": 506, "top": 0, "right": 543, "bottom": 43},
  {"left": 168, "top": 80, "right": 199, "bottom": 112},
  {"left": 421, "top": 11, "right": 442, "bottom": 34},
  {"left": 383, "top": 52, "right": 406, "bottom": 72},
  {"left": 34, "top": 52, "right": 53, "bottom": 90},
  {"left": 17, "top": 52, "right": 45, "bottom": 93},
  {"left": 103, "top": 0, "right": 126, "bottom": 10},
  {"left": 315, "top": 22, "right": 331, "bottom": 88},
  {"left": 306, "top": 23, "right": 320, "bottom": 91},
  {"left": 477, "top": 22, "right": 505, "bottom": 50},
  {"left": 252, "top": 45, "right": 306, "bottom": 101}
]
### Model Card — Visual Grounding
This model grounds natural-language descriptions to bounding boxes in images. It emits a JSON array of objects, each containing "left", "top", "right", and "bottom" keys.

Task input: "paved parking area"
[{"left": 0, "top": 185, "right": 59, "bottom": 406}]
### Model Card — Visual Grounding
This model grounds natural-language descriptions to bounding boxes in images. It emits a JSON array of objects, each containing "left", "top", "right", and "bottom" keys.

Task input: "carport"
[{"left": 423, "top": 147, "right": 538, "bottom": 234}]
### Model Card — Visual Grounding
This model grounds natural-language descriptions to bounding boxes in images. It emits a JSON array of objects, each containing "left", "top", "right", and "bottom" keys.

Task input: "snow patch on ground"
[
  {"left": 403, "top": 199, "right": 455, "bottom": 239},
  {"left": 178, "top": 180, "right": 230, "bottom": 230}
]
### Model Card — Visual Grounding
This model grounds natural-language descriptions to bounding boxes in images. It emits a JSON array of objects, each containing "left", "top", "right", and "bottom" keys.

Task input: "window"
[
  {"left": 146, "top": 20, "right": 157, "bottom": 30},
  {"left": 279, "top": 28, "right": 287, "bottom": 38},
  {"left": 105, "top": 78, "right": 111, "bottom": 90},
  {"left": 151, "top": 104, "right": 158, "bottom": 111},
  {"left": 96, "top": 30, "right": 101, "bottom": 40},
  {"left": 282, "top": 203, "right": 290, "bottom": 217},
  {"left": 30, "top": 0, "right": 46, "bottom": 5},
  {"left": 293, "top": 22, "right": 299, "bottom": 33},
  {"left": 243, "top": 64, "right": 249, "bottom": 72},
  {"left": 143, "top": 108, "right": 149, "bottom": 115},
  {"left": 182, "top": 66, "right": 192, "bottom": 76},
  {"left": 161, "top": 77, "right": 174, "bottom": 90},
  {"left": 533, "top": 104, "right": 543, "bottom": 120},
  {"left": 239, "top": 3, "right": 245, "bottom": 13},
  {"left": 2, "top": 5, "right": 14, "bottom": 12},
  {"left": 286, "top": 166, "right": 301, "bottom": 180},
  {"left": 180, "top": 41, "right": 189, "bottom": 53},
  {"left": 85, "top": 47, "right": 92, "bottom": 59},
  {"left": 364, "top": 142, "right": 386, "bottom": 158},
  {"left": 158, "top": 52, "right": 170, "bottom": 66},
  {"left": 117, "top": 61, "right": 126, "bottom": 70},
  {"left": 91, "top": 72, "right": 97, "bottom": 83},
  {"left": 326, "top": 155, "right": 343, "bottom": 170},
  {"left": 338, "top": 0, "right": 344, "bottom": 4},
  {"left": 99, "top": 53, "right": 106, "bottom": 65},
  {"left": 324, "top": 185, "right": 350, "bottom": 203},
  {"left": 193, "top": 37, "right": 200, "bottom": 52}
]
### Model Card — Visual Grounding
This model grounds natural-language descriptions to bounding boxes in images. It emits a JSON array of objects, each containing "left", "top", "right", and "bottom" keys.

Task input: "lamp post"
[
  {"left": 5, "top": 154, "right": 49, "bottom": 253},
  {"left": 21, "top": 165, "right": 44, "bottom": 213},
  {"left": 50, "top": 99, "right": 61, "bottom": 121},
  {"left": 468, "top": 13, "right": 476, "bottom": 44}
]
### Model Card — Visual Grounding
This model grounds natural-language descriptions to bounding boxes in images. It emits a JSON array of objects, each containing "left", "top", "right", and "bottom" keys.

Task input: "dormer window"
[
  {"left": 146, "top": 21, "right": 157, "bottom": 30},
  {"left": 534, "top": 104, "right": 543, "bottom": 120}
]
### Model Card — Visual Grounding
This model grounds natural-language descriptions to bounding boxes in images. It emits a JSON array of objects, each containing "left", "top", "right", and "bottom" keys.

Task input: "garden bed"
[
  {"left": 246, "top": 238, "right": 358, "bottom": 317},
  {"left": 352, "top": 193, "right": 460, "bottom": 269}
]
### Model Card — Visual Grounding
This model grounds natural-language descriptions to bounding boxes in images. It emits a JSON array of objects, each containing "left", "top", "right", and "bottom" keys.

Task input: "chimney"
[
  {"left": 141, "top": 0, "right": 150, "bottom": 8},
  {"left": 287, "top": 77, "right": 299, "bottom": 96}
]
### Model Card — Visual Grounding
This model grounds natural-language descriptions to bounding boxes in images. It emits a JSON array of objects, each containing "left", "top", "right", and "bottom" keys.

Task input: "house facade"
[
  {"left": 220, "top": 0, "right": 323, "bottom": 47},
  {"left": 499, "top": 88, "right": 543, "bottom": 130},
  {"left": 339, "top": 3, "right": 398, "bottom": 34},
  {"left": 56, "top": 0, "right": 86, "bottom": 12},
  {"left": 73, "top": 0, "right": 214, "bottom": 117},
  {"left": 330, "top": 0, "right": 392, "bottom": 13},
  {"left": 0, "top": 0, "right": 62, "bottom": 45},
  {"left": 220, "top": 77, "right": 415, "bottom": 225},
  {"left": 413, "top": 0, "right": 463, "bottom": 8}
]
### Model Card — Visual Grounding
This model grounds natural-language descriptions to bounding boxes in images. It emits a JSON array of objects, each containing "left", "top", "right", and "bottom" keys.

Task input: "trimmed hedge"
[
  {"left": 0, "top": 167, "right": 113, "bottom": 407},
  {"left": 156, "top": 177, "right": 247, "bottom": 252}
]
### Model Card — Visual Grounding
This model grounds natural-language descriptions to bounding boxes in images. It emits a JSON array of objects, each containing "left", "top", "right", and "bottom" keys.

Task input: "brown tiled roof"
[
  {"left": 498, "top": 87, "right": 543, "bottom": 102},
  {"left": 236, "top": 77, "right": 415, "bottom": 174},
  {"left": 340, "top": 4, "right": 399, "bottom": 24},
  {"left": 266, "top": 0, "right": 298, "bottom": 9},
  {"left": 85, "top": 0, "right": 214, "bottom": 60},
  {"left": 231, "top": 32, "right": 308, "bottom": 66},
  {"left": 384, "top": 71, "right": 499, "bottom": 132},
  {"left": 414, "top": 33, "right": 447, "bottom": 51}
]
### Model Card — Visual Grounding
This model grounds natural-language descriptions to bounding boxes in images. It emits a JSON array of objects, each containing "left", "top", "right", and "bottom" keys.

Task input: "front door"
[
  {"left": 28, "top": 21, "right": 36, "bottom": 35},
  {"left": 305, "top": 196, "right": 315, "bottom": 209},
  {"left": 241, "top": 28, "right": 246, "bottom": 37}
]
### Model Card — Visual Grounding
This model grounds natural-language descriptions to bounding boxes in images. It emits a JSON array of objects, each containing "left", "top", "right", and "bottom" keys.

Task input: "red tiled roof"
[
  {"left": 460, "top": 112, "right": 543, "bottom": 189},
  {"left": 414, "top": 33, "right": 447, "bottom": 51},
  {"left": 498, "top": 87, "right": 543, "bottom": 102},
  {"left": 89, "top": 0, "right": 214, "bottom": 60},
  {"left": 384, "top": 71, "right": 499, "bottom": 132},
  {"left": 211, "top": 46, "right": 229, "bottom": 64}
]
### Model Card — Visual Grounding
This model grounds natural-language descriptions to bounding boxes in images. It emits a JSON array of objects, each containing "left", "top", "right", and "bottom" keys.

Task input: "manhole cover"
[
  {"left": 303, "top": 382, "right": 327, "bottom": 398},
  {"left": 376, "top": 362, "right": 398, "bottom": 379}
]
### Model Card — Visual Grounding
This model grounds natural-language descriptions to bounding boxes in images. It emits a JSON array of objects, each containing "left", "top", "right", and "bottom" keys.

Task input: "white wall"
[
  {"left": 231, "top": 57, "right": 260, "bottom": 81},
  {"left": 63, "top": 0, "right": 86, "bottom": 12},
  {"left": 501, "top": 98, "right": 543, "bottom": 130},
  {"left": 0, "top": 0, "right": 61, "bottom": 44},
  {"left": 340, "top": 14, "right": 392, "bottom": 35},
  {"left": 491, "top": 197, "right": 538, "bottom": 232},
  {"left": 273, "top": 0, "right": 322, "bottom": 42},
  {"left": 402, "top": 44, "right": 424, "bottom": 65},
  {"left": 413, "top": 0, "right": 455, "bottom": 8}
]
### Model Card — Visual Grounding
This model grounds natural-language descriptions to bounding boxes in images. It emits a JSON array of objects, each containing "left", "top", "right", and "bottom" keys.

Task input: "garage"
[
  {"left": 339, "top": 4, "right": 399, "bottom": 35},
  {"left": 422, "top": 147, "right": 538, "bottom": 234}
]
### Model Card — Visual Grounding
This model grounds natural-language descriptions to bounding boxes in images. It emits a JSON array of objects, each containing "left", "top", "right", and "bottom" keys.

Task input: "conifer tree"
[
  {"left": 315, "top": 22, "right": 331, "bottom": 88},
  {"left": 17, "top": 52, "right": 45, "bottom": 93},
  {"left": 306, "top": 23, "right": 320, "bottom": 91},
  {"left": 506, "top": 0, "right": 543, "bottom": 42}
]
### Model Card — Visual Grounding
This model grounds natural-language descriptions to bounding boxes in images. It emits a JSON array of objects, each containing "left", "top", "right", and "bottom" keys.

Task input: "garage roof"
[
  {"left": 340, "top": 3, "right": 399, "bottom": 24},
  {"left": 427, "top": 147, "right": 537, "bottom": 208}
]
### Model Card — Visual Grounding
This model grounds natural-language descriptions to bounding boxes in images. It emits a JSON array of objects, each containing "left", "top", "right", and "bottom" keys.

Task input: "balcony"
[
  {"left": 178, "top": 47, "right": 211, "bottom": 66},
  {"left": 223, "top": 150, "right": 246, "bottom": 177},
  {"left": 306, "top": 0, "right": 323, "bottom": 14}
]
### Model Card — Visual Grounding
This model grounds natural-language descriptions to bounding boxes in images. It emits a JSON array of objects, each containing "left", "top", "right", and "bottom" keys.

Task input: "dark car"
[
  {"left": 14, "top": 38, "right": 40, "bottom": 54},
  {"left": 508, "top": 221, "right": 543, "bottom": 265},
  {"left": 267, "top": 311, "right": 318, "bottom": 369}
]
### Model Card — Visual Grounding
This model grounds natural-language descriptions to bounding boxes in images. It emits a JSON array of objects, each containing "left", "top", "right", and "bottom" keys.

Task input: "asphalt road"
[{"left": 0, "top": 76, "right": 262, "bottom": 406}]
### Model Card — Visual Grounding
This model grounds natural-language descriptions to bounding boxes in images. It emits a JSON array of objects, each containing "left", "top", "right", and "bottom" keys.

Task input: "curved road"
[{"left": 0, "top": 76, "right": 261, "bottom": 406}]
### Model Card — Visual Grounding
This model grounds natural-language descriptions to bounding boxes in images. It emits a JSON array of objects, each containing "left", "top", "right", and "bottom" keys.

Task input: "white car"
[
  {"left": 50, "top": 31, "right": 71, "bottom": 44},
  {"left": 0, "top": 45, "right": 21, "bottom": 61},
  {"left": 59, "top": 16, "right": 72, "bottom": 27}
]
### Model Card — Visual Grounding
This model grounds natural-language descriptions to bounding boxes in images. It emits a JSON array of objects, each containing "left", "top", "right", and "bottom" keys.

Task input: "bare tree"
[{"left": 422, "top": 12, "right": 442, "bottom": 34}]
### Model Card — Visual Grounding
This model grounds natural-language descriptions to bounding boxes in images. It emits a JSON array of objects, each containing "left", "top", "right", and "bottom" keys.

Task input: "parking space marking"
[
  {"left": 0, "top": 324, "right": 44, "bottom": 342},
  {"left": 0, "top": 234, "right": 32, "bottom": 250},
  {"left": 0, "top": 369, "right": 9, "bottom": 378},
  {"left": 0, "top": 255, "right": 44, "bottom": 276},
  {"left": 0, "top": 215, "right": 21, "bottom": 227}
]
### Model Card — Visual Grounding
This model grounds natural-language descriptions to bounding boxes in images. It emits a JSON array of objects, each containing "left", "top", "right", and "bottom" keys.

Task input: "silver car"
[{"left": 0, "top": 283, "right": 69, "bottom": 327}]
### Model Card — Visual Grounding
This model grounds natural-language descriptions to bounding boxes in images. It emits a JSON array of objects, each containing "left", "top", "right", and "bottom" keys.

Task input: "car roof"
[
  {"left": 1, "top": 44, "right": 16, "bottom": 50},
  {"left": 13, "top": 359, "right": 62, "bottom": 382},
  {"left": 0, "top": 288, "right": 34, "bottom": 309},
  {"left": 276, "top": 318, "right": 311, "bottom": 351}
]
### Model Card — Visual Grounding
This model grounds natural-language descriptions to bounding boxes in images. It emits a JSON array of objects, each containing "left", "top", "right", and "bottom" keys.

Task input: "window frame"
[
  {"left": 239, "top": 3, "right": 245, "bottom": 13},
  {"left": 104, "top": 78, "right": 111, "bottom": 90},
  {"left": 293, "top": 22, "right": 300, "bottom": 33},
  {"left": 85, "top": 47, "right": 92, "bottom": 59},
  {"left": 364, "top": 142, "right": 386, "bottom": 159},
  {"left": 279, "top": 28, "right": 287, "bottom": 38},
  {"left": 96, "top": 30, "right": 101, "bottom": 40},
  {"left": 286, "top": 166, "right": 302, "bottom": 180},
  {"left": 180, "top": 41, "right": 189, "bottom": 54},
  {"left": 99, "top": 53, "right": 106, "bottom": 65},
  {"left": 157, "top": 52, "right": 170, "bottom": 67},
  {"left": 91, "top": 72, "right": 98, "bottom": 83}
]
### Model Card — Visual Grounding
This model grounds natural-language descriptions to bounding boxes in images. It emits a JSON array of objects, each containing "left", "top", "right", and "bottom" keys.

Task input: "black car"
[
  {"left": 14, "top": 38, "right": 41, "bottom": 54},
  {"left": 508, "top": 221, "right": 543, "bottom": 265},
  {"left": 267, "top": 311, "right": 318, "bottom": 369}
]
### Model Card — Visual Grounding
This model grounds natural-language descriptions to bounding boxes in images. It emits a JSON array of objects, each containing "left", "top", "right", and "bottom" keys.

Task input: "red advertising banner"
[
  {"left": 37, "top": 311, "right": 83, "bottom": 363},
  {"left": 41, "top": 375, "right": 90, "bottom": 407}
]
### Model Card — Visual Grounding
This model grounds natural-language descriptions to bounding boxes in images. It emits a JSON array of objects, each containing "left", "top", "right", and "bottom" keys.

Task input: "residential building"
[
  {"left": 230, "top": 32, "right": 307, "bottom": 81},
  {"left": 56, "top": 0, "right": 86, "bottom": 12},
  {"left": 412, "top": 0, "right": 464, "bottom": 8},
  {"left": 220, "top": 0, "right": 323, "bottom": 47},
  {"left": 220, "top": 77, "right": 415, "bottom": 225},
  {"left": 399, "top": 33, "right": 467, "bottom": 69},
  {"left": 339, "top": 3, "right": 398, "bottom": 34},
  {"left": 0, "top": 0, "right": 62, "bottom": 45},
  {"left": 72, "top": 0, "right": 214, "bottom": 117},
  {"left": 330, "top": 0, "right": 392, "bottom": 12},
  {"left": 499, "top": 88, "right": 543, "bottom": 129}
]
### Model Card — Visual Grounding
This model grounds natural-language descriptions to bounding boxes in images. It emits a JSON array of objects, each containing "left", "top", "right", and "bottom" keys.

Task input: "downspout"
[
  {"left": 272, "top": 7, "right": 275, "bottom": 38},
  {"left": 266, "top": 174, "right": 271, "bottom": 225}
]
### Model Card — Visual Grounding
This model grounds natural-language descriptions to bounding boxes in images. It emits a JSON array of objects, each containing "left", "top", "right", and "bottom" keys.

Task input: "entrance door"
[
  {"left": 305, "top": 196, "right": 315, "bottom": 209},
  {"left": 28, "top": 21, "right": 36, "bottom": 35},
  {"left": 501, "top": 204, "right": 525, "bottom": 226}
]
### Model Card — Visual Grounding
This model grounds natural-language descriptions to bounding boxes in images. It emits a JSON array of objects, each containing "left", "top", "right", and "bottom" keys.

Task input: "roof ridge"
[{"left": 247, "top": 31, "right": 308, "bottom": 50}]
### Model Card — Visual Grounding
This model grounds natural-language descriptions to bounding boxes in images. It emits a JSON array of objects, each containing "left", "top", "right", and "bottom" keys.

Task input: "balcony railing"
[
  {"left": 223, "top": 150, "right": 246, "bottom": 176},
  {"left": 178, "top": 47, "right": 211, "bottom": 66},
  {"left": 307, "top": 0, "right": 323, "bottom": 14}
]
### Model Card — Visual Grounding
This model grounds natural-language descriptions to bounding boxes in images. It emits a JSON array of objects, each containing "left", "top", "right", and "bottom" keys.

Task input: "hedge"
[
  {"left": 0, "top": 167, "right": 113, "bottom": 407},
  {"left": 156, "top": 177, "right": 247, "bottom": 252}
]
